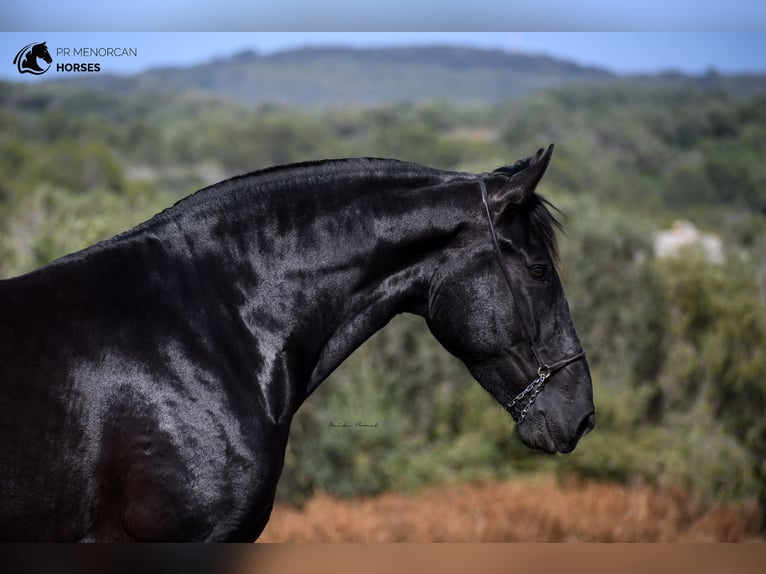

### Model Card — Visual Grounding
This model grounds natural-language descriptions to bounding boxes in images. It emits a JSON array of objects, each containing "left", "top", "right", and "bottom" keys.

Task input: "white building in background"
[{"left": 653, "top": 220, "right": 724, "bottom": 264}]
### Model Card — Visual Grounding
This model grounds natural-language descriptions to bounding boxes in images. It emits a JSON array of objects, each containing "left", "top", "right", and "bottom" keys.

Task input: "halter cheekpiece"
[{"left": 478, "top": 178, "right": 586, "bottom": 424}]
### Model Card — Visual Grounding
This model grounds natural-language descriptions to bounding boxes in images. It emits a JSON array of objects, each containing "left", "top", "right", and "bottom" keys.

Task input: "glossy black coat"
[{"left": 0, "top": 149, "right": 594, "bottom": 541}]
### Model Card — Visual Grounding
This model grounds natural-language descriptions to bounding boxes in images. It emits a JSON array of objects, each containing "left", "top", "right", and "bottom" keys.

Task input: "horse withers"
[{"left": 0, "top": 145, "right": 594, "bottom": 541}]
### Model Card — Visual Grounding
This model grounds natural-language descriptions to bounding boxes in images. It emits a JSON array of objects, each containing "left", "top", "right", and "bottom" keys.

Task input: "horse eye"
[{"left": 528, "top": 264, "right": 548, "bottom": 280}]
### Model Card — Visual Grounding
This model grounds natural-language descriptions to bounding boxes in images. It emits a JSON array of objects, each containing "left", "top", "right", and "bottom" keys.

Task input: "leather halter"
[{"left": 479, "top": 178, "right": 586, "bottom": 424}]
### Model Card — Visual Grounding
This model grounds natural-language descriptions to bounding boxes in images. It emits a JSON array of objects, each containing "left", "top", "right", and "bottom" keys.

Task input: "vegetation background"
[{"left": 1, "top": 46, "right": 765, "bottom": 533}]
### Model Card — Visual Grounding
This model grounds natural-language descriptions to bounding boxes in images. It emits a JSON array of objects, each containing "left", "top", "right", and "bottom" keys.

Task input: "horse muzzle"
[{"left": 516, "top": 400, "right": 595, "bottom": 454}]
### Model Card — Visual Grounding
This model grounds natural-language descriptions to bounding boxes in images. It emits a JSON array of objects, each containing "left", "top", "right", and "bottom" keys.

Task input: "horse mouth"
[
  {"left": 517, "top": 410, "right": 595, "bottom": 454},
  {"left": 516, "top": 412, "right": 556, "bottom": 454}
]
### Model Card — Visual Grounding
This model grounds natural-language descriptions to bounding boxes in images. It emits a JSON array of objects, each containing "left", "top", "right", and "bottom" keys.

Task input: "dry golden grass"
[{"left": 259, "top": 478, "right": 762, "bottom": 542}]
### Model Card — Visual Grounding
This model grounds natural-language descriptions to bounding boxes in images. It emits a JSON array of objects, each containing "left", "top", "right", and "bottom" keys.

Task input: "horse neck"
[{"left": 182, "top": 164, "right": 476, "bottom": 418}]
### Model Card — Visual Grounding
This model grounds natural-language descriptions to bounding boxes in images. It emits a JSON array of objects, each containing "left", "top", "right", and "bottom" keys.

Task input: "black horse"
[
  {"left": 0, "top": 146, "right": 594, "bottom": 541},
  {"left": 13, "top": 42, "right": 53, "bottom": 75}
]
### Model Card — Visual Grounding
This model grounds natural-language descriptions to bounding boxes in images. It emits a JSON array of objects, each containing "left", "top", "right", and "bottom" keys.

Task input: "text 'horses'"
[{"left": 0, "top": 146, "right": 594, "bottom": 541}]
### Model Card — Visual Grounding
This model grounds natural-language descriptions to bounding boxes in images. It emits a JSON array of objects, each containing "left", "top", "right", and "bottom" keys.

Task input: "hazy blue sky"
[
  {"left": 2, "top": 1, "right": 765, "bottom": 31},
  {"left": 2, "top": 33, "right": 765, "bottom": 82}
]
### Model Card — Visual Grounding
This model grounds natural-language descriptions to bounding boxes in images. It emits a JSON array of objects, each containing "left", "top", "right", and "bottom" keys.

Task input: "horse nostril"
[{"left": 576, "top": 412, "right": 595, "bottom": 440}]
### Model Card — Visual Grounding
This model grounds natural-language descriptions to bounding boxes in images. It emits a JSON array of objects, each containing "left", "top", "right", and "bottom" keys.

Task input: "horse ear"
[{"left": 490, "top": 144, "right": 554, "bottom": 210}]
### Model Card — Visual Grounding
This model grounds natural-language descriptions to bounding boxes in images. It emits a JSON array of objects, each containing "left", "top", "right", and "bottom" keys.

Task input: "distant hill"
[
  {"left": 53, "top": 45, "right": 617, "bottom": 105},
  {"left": 36, "top": 45, "right": 766, "bottom": 105}
]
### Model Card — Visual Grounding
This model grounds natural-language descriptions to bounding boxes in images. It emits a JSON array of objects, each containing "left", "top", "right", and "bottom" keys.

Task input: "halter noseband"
[{"left": 479, "top": 178, "right": 586, "bottom": 424}]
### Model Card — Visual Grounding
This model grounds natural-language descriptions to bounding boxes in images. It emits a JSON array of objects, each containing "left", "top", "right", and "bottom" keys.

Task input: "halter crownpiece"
[{"left": 478, "top": 177, "right": 586, "bottom": 424}]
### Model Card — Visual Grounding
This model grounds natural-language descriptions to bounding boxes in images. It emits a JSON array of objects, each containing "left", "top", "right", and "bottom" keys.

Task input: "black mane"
[
  {"left": 208, "top": 157, "right": 446, "bottom": 194},
  {"left": 162, "top": 156, "right": 561, "bottom": 262}
]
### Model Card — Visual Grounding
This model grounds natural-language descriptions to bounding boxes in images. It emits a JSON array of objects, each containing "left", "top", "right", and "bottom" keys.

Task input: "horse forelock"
[
  {"left": 527, "top": 195, "right": 562, "bottom": 264},
  {"left": 490, "top": 162, "right": 561, "bottom": 264}
]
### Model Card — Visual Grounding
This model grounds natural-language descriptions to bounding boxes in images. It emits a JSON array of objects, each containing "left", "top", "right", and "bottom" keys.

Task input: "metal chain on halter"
[
  {"left": 478, "top": 177, "right": 586, "bottom": 425},
  {"left": 506, "top": 365, "right": 551, "bottom": 424}
]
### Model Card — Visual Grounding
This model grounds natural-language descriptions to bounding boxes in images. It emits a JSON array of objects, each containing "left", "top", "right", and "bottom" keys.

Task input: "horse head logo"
[{"left": 13, "top": 42, "right": 53, "bottom": 75}]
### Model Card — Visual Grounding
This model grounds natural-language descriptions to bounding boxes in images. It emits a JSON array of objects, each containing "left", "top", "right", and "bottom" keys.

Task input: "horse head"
[
  {"left": 33, "top": 42, "right": 53, "bottom": 64},
  {"left": 426, "top": 146, "right": 594, "bottom": 454}
]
